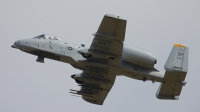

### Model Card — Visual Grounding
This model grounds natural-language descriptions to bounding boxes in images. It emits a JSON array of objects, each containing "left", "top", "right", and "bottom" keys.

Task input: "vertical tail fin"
[
  {"left": 156, "top": 44, "right": 189, "bottom": 100},
  {"left": 165, "top": 43, "right": 188, "bottom": 73}
]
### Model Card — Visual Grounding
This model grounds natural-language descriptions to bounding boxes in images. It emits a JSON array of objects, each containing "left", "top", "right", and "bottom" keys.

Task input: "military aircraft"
[{"left": 12, "top": 14, "right": 188, "bottom": 105}]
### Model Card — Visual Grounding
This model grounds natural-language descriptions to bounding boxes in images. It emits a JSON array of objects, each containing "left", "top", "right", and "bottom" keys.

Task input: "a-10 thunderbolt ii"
[{"left": 12, "top": 14, "right": 188, "bottom": 105}]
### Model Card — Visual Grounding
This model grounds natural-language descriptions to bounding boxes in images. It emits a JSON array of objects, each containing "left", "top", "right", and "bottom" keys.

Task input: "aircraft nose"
[
  {"left": 12, "top": 39, "right": 34, "bottom": 51},
  {"left": 14, "top": 40, "right": 21, "bottom": 47},
  {"left": 13, "top": 40, "right": 24, "bottom": 49}
]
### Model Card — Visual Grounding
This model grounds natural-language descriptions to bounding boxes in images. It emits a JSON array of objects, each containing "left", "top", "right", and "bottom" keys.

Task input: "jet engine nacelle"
[{"left": 122, "top": 45, "right": 157, "bottom": 68}]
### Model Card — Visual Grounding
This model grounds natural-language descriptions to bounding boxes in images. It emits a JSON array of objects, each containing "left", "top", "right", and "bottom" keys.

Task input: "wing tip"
[{"left": 104, "top": 14, "right": 125, "bottom": 20}]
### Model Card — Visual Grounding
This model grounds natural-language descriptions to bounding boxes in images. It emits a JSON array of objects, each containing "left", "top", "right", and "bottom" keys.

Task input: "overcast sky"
[{"left": 1, "top": 0, "right": 200, "bottom": 112}]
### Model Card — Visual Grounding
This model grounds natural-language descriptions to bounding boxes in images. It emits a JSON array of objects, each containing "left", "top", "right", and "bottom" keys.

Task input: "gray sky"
[{"left": 1, "top": 0, "right": 200, "bottom": 111}]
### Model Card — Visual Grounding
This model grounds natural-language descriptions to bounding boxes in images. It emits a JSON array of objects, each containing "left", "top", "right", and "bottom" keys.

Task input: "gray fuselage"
[{"left": 13, "top": 37, "right": 165, "bottom": 83}]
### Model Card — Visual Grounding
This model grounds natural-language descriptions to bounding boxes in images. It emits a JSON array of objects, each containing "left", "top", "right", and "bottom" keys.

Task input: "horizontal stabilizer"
[
  {"left": 156, "top": 83, "right": 183, "bottom": 100},
  {"left": 156, "top": 44, "right": 189, "bottom": 100}
]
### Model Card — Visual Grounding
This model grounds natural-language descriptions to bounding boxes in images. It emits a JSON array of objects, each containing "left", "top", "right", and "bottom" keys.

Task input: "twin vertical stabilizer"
[{"left": 156, "top": 44, "right": 189, "bottom": 100}]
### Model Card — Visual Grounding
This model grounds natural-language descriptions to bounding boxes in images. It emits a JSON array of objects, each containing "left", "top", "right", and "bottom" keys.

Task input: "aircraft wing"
[
  {"left": 70, "top": 70, "right": 116, "bottom": 105},
  {"left": 78, "top": 14, "right": 127, "bottom": 66},
  {"left": 71, "top": 14, "right": 126, "bottom": 105}
]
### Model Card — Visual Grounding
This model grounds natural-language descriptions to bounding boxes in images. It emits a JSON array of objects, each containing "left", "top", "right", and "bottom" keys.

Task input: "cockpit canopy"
[{"left": 33, "top": 34, "right": 61, "bottom": 40}]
